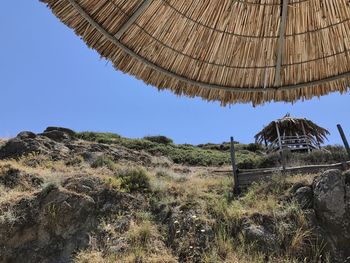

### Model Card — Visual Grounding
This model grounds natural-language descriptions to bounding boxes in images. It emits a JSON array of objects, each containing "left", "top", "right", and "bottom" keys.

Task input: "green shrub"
[
  {"left": 75, "top": 132, "right": 264, "bottom": 167},
  {"left": 120, "top": 138, "right": 232, "bottom": 166},
  {"left": 75, "top": 131, "right": 349, "bottom": 169},
  {"left": 76, "top": 132, "right": 121, "bottom": 144},
  {"left": 310, "top": 145, "right": 347, "bottom": 164},
  {"left": 237, "top": 158, "right": 257, "bottom": 170},
  {"left": 243, "top": 143, "right": 263, "bottom": 153},
  {"left": 283, "top": 146, "right": 347, "bottom": 167},
  {"left": 143, "top": 135, "right": 173, "bottom": 145},
  {"left": 197, "top": 143, "right": 231, "bottom": 152},
  {"left": 117, "top": 167, "right": 151, "bottom": 193},
  {"left": 251, "top": 146, "right": 348, "bottom": 169},
  {"left": 103, "top": 176, "right": 122, "bottom": 189},
  {"left": 91, "top": 155, "right": 116, "bottom": 170},
  {"left": 65, "top": 155, "right": 84, "bottom": 166},
  {"left": 257, "top": 153, "right": 281, "bottom": 168}
]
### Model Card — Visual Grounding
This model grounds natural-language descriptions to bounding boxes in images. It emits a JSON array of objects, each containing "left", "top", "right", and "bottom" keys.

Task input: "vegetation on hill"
[
  {"left": 76, "top": 131, "right": 348, "bottom": 169},
  {"left": 0, "top": 156, "right": 330, "bottom": 263},
  {"left": 0, "top": 128, "right": 349, "bottom": 262},
  {"left": 76, "top": 132, "right": 256, "bottom": 167}
]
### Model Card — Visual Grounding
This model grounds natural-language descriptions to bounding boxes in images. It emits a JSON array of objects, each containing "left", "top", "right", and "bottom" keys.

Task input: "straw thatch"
[
  {"left": 40, "top": 0, "right": 350, "bottom": 105},
  {"left": 255, "top": 114, "right": 330, "bottom": 144}
]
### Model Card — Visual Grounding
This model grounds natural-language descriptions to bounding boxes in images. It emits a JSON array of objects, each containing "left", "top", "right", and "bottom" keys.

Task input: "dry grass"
[
  {"left": 94, "top": 212, "right": 177, "bottom": 263},
  {"left": 0, "top": 205, "right": 18, "bottom": 225},
  {"left": 0, "top": 154, "right": 325, "bottom": 263},
  {"left": 286, "top": 173, "right": 317, "bottom": 185},
  {"left": 75, "top": 251, "right": 105, "bottom": 263}
]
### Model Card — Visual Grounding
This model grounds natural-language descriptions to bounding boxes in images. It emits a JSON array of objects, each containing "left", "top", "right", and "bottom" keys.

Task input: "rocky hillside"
[
  {"left": 1, "top": 127, "right": 346, "bottom": 170},
  {"left": 0, "top": 128, "right": 349, "bottom": 263}
]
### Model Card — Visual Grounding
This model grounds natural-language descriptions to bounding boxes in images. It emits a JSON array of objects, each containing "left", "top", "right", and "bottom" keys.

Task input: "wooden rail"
[
  {"left": 227, "top": 126, "right": 349, "bottom": 190},
  {"left": 214, "top": 161, "right": 350, "bottom": 187},
  {"left": 267, "top": 135, "right": 320, "bottom": 153}
]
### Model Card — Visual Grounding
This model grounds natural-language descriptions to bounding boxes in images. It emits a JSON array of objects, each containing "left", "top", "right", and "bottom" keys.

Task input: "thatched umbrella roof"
[
  {"left": 255, "top": 114, "right": 330, "bottom": 144},
  {"left": 40, "top": 0, "right": 350, "bottom": 105}
]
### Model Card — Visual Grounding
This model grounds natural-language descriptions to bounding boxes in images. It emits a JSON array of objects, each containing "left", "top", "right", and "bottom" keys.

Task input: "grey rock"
[
  {"left": 40, "top": 130, "right": 71, "bottom": 142},
  {"left": 40, "top": 127, "right": 76, "bottom": 142},
  {"left": 114, "top": 215, "right": 131, "bottom": 232},
  {"left": 294, "top": 186, "right": 313, "bottom": 209},
  {"left": 290, "top": 182, "right": 307, "bottom": 194},
  {"left": 0, "top": 176, "right": 142, "bottom": 263},
  {"left": 0, "top": 185, "right": 96, "bottom": 263},
  {"left": 241, "top": 219, "right": 278, "bottom": 254},
  {"left": 0, "top": 132, "right": 70, "bottom": 160},
  {"left": 17, "top": 131, "right": 36, "bottom": 139},
  {"left": 0, "top": 128, "right": 153, "bottom": 165},
  {"left": 43, "top": 127, "right": 76, "bottom": 138},
  {"left": 313, "top": 169, "right": 350, "bottom": 262},
  {"left": 0, "top": 136, "right": 41, "bottom": 159},
  {"left": 110, "top": 237, "right": 129, "bottom": 253}
]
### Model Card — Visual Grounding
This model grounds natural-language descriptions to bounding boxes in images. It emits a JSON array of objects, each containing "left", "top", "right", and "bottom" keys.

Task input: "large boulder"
[
  {"left": 40, "top": 130, "right": 71, "bottom": 142},
  {"left": 0, "top": 185, "right": 97, "bottom": 263},
  {"left": 0, "top": 176, "right": 142, "bottom": 263},
  {"left": 0, "top": 132, "right": 70, "bottom": 160},
  {"left": 43, "top": 127, "right": 76, "bottom": 138},
  {"left": 17, "top": 131, "right": 36, "bottom": 139},
  {"left": 0, "top": 128, "right": 154, "bottom": 165},
  {"left": 0, "top": 134, "right": 41, "bottom": 159},
  {"left": 313, "top": 169, "right": 350, "bottom": 262},
  {"left": 40, "top": 127, "right": 76, "bottom": 142}
]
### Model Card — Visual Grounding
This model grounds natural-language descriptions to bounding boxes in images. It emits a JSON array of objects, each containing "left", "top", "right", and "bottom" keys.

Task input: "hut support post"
[
  {"left": 230, "top": 137, "right": 239, "bottom": 194},
  {"left": 301, "top": 122, "right": 311, "bottom": 153},
  {"left": 317, "top": 138, "right": 321, "bottom": 149},
  {"left": 263, "top": 127, "right": 268, "bottom": 147},
  {"left": 275, "top": 123, "right": 286, "bottom": 170},
  {"left": 337, "top": 124, "right": 350, "bottom": 160}
]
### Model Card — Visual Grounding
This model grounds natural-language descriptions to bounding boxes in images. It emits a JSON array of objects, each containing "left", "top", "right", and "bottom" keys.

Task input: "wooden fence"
[
  {"left": 225, "top": 124, "right": 350, "bottom": 189},
  {"left": 214, "top": 161, "right": 350, "bottom": 188}
]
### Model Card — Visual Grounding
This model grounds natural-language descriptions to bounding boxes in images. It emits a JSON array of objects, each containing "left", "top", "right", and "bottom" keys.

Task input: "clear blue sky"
[{"left": 0, "top": 1, "right": 349, "bottom": 145}]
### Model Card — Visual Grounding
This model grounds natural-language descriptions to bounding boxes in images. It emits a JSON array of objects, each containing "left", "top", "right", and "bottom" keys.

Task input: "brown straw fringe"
[{"left": 41, "top": 0, "right": 350, "bottom": 105}]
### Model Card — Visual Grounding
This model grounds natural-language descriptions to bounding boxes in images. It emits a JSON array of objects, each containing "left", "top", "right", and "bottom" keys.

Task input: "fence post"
[
  {"left": 230, "top": 137, "right": 239, "bottom": 194},
  {"left": 337, "top": 124, "right": 350, "bottom": 160}
]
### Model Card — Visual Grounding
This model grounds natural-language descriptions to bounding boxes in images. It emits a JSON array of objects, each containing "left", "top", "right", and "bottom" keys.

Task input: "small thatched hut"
[{"left": 255, "top": 114, "right": 330, "bottom": 152}]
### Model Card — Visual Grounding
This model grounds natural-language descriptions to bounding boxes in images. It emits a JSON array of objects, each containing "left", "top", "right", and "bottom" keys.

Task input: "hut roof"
[
  {"left": 41, "top": 0, "right": 350, "bottom": 105},
  {"left": 255, "top": 114, "right": 330, "bottom": 144}
]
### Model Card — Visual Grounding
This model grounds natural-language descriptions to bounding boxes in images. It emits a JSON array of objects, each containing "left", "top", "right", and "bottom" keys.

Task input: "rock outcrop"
[
  {"left": 39, "top": 127, "right": 76, "bottom": 142},
  {"left": 1, "top": 128, "right": 350, "bottom": 263},
  {"left": 294, "top": 186, "right": 313, "bottom": 209},
  {"left": 313, "top": 169, "right": 350, "bottom": 262},
  {"left": 0, "top": 177, "right": 143, "bottom": 263},
  {"left": 237, "top": 169, "right": 350, "bottom": 262},
  {"left": 0, "top": 130, "right": 70, "bottom": 160},
  {"left": 0, "top": 127, "right": 153, "bottom": 165}
]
